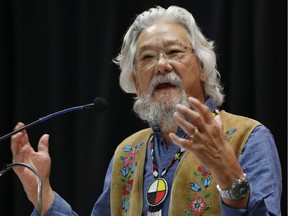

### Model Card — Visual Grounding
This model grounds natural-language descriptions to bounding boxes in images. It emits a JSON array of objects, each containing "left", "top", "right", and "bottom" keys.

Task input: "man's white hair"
[{"left": 114, "top": 5, "right": 224, "bottom": 107}]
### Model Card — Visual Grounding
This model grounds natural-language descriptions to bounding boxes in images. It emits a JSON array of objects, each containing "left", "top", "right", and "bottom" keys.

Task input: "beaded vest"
[{"left": 110, "top": 111, "right": 261, "bottom": 216}]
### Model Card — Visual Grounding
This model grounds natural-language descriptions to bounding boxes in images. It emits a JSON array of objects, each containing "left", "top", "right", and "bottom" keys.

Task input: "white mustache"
[{"left": 149, "top": 72, "right": 183, "bottom": 94}]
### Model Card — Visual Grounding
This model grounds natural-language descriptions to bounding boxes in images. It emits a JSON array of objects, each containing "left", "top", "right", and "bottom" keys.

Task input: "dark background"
[{"left": 0, "top": 0, "right": 286, "bottom": 215}]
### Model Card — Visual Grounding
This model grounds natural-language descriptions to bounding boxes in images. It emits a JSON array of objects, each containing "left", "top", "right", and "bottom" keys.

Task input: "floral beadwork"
[
  {"left": 123, "top": 151, "right": 137, "bottom": 167},
  {"left": 120, "top": 141, "right": 144, "bottom": 212},
  {"left": 189, "top": 196, "right": 207, "bottom": 214},
  {"left": 184, "top": 127, "right": 238, "bottom": 215},
  {"left": 226, "top": 128, "right": 237, "bottom": 142},
  {"left": 185, "top": 165, "right": 212, "bottom": 215}
]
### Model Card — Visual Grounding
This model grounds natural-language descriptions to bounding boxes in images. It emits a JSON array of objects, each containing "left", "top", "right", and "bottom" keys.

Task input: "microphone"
[{"left": 0, "top": 97, "right": 108, "bottom": 142}]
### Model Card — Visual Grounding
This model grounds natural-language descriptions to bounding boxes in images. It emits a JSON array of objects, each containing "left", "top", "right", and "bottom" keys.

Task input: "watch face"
[{"left": 231, "top": 180, "right": 249, "bottom": 199}]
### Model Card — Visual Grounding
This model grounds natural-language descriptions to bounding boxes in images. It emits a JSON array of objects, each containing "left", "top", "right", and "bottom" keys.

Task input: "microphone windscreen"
[{"left": 93, "top": 97, "right": 109, "bottom": 112}]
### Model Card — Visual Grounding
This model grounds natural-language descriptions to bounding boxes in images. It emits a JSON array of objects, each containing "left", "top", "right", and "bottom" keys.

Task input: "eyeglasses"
[{"left": 134, "top": 44, "right": 194, "bottom": 71}]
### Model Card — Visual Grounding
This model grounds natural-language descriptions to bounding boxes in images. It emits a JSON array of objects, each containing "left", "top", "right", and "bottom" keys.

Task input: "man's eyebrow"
[
  {"left": 137, "top": 44, "right": 155, "bottom": 54},
  {"left": 137, "top": 40, "right": 184, "bottom": 54}
]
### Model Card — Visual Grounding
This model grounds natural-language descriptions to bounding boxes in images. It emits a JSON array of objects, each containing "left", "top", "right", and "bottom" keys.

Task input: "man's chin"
[{"left": 151, "top": 91, "right": 182, "bottom": 106}]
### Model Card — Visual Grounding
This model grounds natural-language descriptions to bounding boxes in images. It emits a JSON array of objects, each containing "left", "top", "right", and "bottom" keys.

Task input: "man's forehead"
[{"left": 136, "top": 23, "right": 191, "bottom": 52}]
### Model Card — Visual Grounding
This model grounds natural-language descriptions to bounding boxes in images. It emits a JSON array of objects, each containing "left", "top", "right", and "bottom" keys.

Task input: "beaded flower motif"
[{"left": 120, "top": 142, "right": 144, "bottom": 212}]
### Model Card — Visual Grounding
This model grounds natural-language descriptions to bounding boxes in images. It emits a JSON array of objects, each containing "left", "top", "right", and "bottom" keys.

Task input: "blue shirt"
[{"left": 35, "top": 100, "right": 282, "bottom": 216}]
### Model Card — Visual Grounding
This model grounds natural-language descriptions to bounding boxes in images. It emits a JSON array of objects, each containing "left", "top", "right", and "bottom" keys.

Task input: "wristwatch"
[{"left": 216, "top": 174, "right": 249, "bottom": 200}]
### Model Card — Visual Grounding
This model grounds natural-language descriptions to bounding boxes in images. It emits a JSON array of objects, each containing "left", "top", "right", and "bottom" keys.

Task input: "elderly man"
[{"left": 11, "top": 5, "right": 281, "bottom": 216}]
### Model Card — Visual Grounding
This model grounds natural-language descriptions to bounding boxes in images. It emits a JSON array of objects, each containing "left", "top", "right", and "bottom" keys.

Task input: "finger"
[
  {"left": 11, "top": 123, "right": 30, "bottom": 155},
  {"left": 190, "top": 128, "right": 202, "bottom": 142},
  {"left": 169, "top": 133, "right": 193, "bottom": 150},
  {"left": 172, "top": 112, "right": 197, "bottom": 136},
  {"left": 213, "top": 115, "right": 226, "bottom": 140},
  {"left": 12, "top": 122, "right": 28, "bottom": 140},
  {"left": 38, "top": 134, "right": 49, "bottom": 154},
  {"left": 188, "top": 97, "right": 215, "bottom": 125},
  {"left": 14, "top": 122, "right": 25, "bottom": 130},
  {"left": 175, "top": 103, "right": 204, "bottom": 132},
  {"left": 214, "top": 115, "right": 223, "bottom": 129}
]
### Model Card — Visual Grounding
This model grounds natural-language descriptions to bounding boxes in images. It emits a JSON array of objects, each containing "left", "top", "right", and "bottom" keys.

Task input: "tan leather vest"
[{"left": 111, "top": 111, "right": 261, "bottom": 215}]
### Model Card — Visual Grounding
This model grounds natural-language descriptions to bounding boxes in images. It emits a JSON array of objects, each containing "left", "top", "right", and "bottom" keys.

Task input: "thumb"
[{"left": 38, "top": 134, "right": 50, "bottom": 154}]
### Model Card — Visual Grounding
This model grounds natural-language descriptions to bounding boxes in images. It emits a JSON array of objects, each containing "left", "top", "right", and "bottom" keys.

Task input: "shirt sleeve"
[
  {"left": 31, "top": 157, "right": 114, "bottom": 216},
  {"left": 90, "top": 156, "right": 114, "bottom": 216},
  {"left": 31, "top": 192, "right": 78, "bottom": 216},
  {"left": 221, "top": 125, "right": 282, "bottom": 216}
]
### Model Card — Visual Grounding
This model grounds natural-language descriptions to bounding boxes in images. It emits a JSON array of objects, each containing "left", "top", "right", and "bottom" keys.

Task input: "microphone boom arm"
[{"left": 0, "top": 103, "right": 95, "bottom": 142}]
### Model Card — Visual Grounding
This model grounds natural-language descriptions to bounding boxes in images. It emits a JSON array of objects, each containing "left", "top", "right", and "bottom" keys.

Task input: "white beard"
[{"left": 133, "top": 72, "right": 189, "bottom": 133}]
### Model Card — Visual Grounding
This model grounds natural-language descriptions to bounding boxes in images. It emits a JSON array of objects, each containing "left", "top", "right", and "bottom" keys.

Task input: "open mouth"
[{"left": 155, "top": 82, "right": 176, "bottom": 90}]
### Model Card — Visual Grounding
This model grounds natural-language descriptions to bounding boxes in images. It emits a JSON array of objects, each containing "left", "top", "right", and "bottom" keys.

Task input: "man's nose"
[{"left": 154, "top": 52, "right": 173, "bottom": 74}]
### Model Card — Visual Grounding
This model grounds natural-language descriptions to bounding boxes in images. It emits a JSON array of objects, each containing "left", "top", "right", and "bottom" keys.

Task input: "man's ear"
[
  {"left": 198, "top": 60, "right": 207, "bottom": 82},
  {"left": 132, "top": 70, "right": 141, "bottom": 95},
  {"left": 200, "top": 72, "right": 207, "bottom": 83}
]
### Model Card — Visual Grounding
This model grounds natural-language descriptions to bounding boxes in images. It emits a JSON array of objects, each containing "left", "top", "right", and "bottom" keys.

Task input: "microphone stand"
[{"left": 0, "top": 163, "right": 42, "bottom": 216}]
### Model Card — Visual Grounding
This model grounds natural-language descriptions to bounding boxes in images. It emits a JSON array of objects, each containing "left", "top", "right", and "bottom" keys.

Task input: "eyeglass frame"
[{"left": 133, "top": 43, "right": 195, "bottom": 71}]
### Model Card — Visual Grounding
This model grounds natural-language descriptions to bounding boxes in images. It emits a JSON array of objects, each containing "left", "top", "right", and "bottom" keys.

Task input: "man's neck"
[
  {"left": 157, "top": 120, "right": 178, "bottom": 148},
  {"left": 162, "top": 132, "right": 173, "bottom": 148},
  {"left": 161, "top": 126, "right": 178, "bottom": 148}
]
